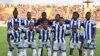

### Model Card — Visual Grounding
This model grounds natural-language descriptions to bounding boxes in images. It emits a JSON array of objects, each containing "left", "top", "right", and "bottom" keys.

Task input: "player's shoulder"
[
  {"left": 18, "top": 16, "right": 23, "bottom": 19},
  {"left": 7, "top": 17, "right": 13, "bottom": 22},
  {"left": 90, "top": 19, "right": 95, "bottom": 23},
  {"left": 8, "top": 30, "right": 14, "bottom": 34}
]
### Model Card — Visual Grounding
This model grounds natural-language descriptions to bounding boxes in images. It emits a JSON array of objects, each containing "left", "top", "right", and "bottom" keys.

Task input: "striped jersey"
[
  {"left": 52, "top": 19, "right": 70, "bottom": 27},
  {"left": 39, "top": 27, "right": 51, "bottom": 42},
  {"left": 53, "top": 23, "right": 69, "bottom": 43},
  {"left": 24, "top": 19, "right": 34, "bottom": 28},
  {"left": 70, "top": 19, "right": 83, "bottom": 43},
  {"left": 7, "top": 17, "right": 24, "bottom": 29},
  {"left": 8, "top": 28, "right": 22, "bottom": 42},
  {"left": 70, "top": 30, "right": 83, "bottom": 43},
  {"left": 82, "top": 19, "right": 96, "bottom": 40},
  {"left": 24, "top": 28, "right": 36, "bottom": 42}
]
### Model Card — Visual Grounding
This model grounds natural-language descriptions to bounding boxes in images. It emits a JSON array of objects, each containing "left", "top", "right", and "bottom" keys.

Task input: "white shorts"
[
  {"left": 10, "top": 40, "right": 23, "bottom": 49},
  {"left": 53, "top": 41, "right": 66, "bottom": 51},
  {"left": 38, "top": 40, "right": 51, "bottom": 48},
  {"left": 70, "top": 40, "right": 81, "bottom": 49},
  {"left": 10, "top": 40, "right": 17, "bottom": 48},
  {"left": 23, "top": 40, "right": 36, "bottom": 49}
]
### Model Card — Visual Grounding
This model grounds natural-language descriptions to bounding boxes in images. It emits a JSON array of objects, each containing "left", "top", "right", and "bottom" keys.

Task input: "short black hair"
[
  {"left": 73, "top": 11, "right": 79, "bottom": 17},
  {"left": 58, "top": 17, "right": 64, "bottom": 21},
  {"left": 56, "top": 14, "right": 60, "bottom": 16},
  {"left": 42, "top": 12, "right": 46, "bottom": 14},
  {"left": 86, "top": 12, "right": 91, "bottom": 14},
  {"left": 13, "top": 8, "right": 18, "bottom": 13}
]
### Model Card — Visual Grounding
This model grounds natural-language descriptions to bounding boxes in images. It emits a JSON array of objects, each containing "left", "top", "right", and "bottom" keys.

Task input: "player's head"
[
  {"left": 55, "top": 14, "right": 60, "bottom": 20},
  {"left": 41, "top": 12, "right": 47, "bottom": 19},
  {"left": 72, "top": 12, "right": 79, "bottom": 20},
  {"left": 85, "top": 12, "right": 91, "bottom": 20},
  {"left": 27, "top": 12, "right": 31, "bottom": 20},
  {"left": 42, "top": 19, "right": 48, "bottom": 29},
  {"left": 29, "top": 21, "right": 34, "bottom": 31},
  {"left": 14, "top": 22, "right": 19, "bottom": 30},
  {"left": 58, "top": 17, "right": 64, "bottom": 25},
  {"left": 13, "top": 8, "right": 18, "bottom": 18}
]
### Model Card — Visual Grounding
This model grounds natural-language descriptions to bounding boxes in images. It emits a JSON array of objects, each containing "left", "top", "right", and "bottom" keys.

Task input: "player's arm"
[
  {"left": 92, "top": 22, "right": 96, "bottom": 40},
  {"left": 7, "top": 32, "right": 14, "bottom": 51},
  {"left": 65, "top": 24, "right": 70, "bottom": 36}
]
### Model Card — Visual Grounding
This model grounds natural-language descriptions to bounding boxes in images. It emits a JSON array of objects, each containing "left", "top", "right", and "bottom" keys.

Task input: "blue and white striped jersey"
[
  {"left": 7, "top": 17, "right": 24, "bottom": 29},
  {"left": 24, "top": 19, "right": 34, "bottom": 28},
  {"left": 39, "top": 27, "right": 51, "bottom": 42},
  {"left": 51, "top": 19, "right": 70, "bottom": 27},
  {"left": 82, "top": 19, "right": 96, "bottom": 40},
  {"left": 24, "top": 28, "right": 36, "bottom": 42},
  {"left": 8, "top": 28, "right": 22, "bottom": 42},
  {"left": 70, "top": 19, "right": 82, "bottom": 29},
  {"left": 69, "top": 19, "right": 83, "bottom": 43},
  {"left": 70, "top": 30, "right": 84, "bottom": 43},
  {"left": 53, "top": 23, "right": 69, "bottom": 43}
]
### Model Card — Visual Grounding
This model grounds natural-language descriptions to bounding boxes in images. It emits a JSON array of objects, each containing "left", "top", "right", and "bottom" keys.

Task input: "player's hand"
[
  {"left": 80, "top": 46, "right": 83, "bottom": 50},
  {"left": 9, "top": 46, "right": 14, "bottom": 51},
  {"left": 87, "top": 40, "right": 91, "bottom": 44}
]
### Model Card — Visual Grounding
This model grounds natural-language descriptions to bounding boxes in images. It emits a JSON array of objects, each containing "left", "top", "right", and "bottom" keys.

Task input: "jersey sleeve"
[
  {"left": 7, "top": 19, "right": 12, "bottom": 29},
  {"left": 92, "top": 21, "right": 96, "bottom": 28},
  {"left": 81, "top": 20, "right": 85, "bottom": 28},
  {"left": 64, "top": 19, "right": 70, "bottom": 24}
]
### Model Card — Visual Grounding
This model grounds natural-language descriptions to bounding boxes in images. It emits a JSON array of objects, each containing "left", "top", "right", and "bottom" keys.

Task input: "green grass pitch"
[{"left": 0, "top": 27, "right": 100, "bottom": 56}]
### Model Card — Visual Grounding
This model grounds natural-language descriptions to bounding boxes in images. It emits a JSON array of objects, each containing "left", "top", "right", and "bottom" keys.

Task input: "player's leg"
[
  {"left": 38, "top": 41, "right": 43, "bottom": 56},
  {"left": 83, "top": 41, "right": 88, "bottom": 56},
  {"left": 78, "top": 49, "right": 82, "bottom": 56},
  {"left": 23, "top": 48, "right": 27, "bottom": 56},
  {"left": 52, "top": 41, "right": 59, "bottom": 56},
  {"left": 69, "top": 41, "right": 74, "bottom": 56},
  {"left": 7, "top": 45, "right": 14, "bottom": 56},
  {"left": 17, "top": 42, "right": 24, "bottom": 56},
  {"left": 60, "top": 42, "right": 66, "bottom": 56},
  {"left": 31, "top": 41, "right": 37, "bottom": 56},
  {"left": 7, "top": 50, "right": 13, "bottom": 56},
  {"left": 77, "top": 42, "right": 82, "bottom": 56},
  {"left": 23, "top": 40, "right": 28, "bottom": 56},
  {"left": 7, "top": 41, "right": 15, "bottom": 56},
  {"left": 46, "top": 41, "right": 51, "bottom": 56},
  {"left": 32, "top": 48, "right": 37, "bottom": 56},
  {"left": 83, "top": 49, "right": 88, "bottom": 56},
  {"left": 89, "top": 40, "right": 96, "bottom": 56},
  {"left": 17, "top": 48, "right": 23, "bottom": 56},
  {"left": 90, "top": 49, "right": 94, "bottom": 56}
]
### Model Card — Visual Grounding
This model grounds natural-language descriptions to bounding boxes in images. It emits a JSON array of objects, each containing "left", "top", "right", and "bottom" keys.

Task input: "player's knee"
[{"left": 69, "top": 48, "right": 74, "bottom": 55}]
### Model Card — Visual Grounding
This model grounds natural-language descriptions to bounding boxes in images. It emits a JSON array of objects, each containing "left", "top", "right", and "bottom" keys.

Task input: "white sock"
[
  {"left": 84, "top": 49, "right": 88, "bottom": 56},
  {"left": 32, "top": 49, "right": 37, "bottom": 56},
  {"left": 23, "top": 49, "right": 27, "bottom": 56},
  {"left": 90, "top": 50, "right": 94, "bottom": 56},
  {"left": 7, "top": 51, "right": 13, "bottom": 56},
  {"left": 61, "top": 52, "right": 66, "bottom": 56},
  {"left": 53, "top": 52, "right": 57, "bottom": 56},
  {"left": 38, "top": 48, "right": 42, "bottom": 56},
  {"left": 17, "top": 49, "right": 23, "bottom": 56},
  {"left": 48, "top": 48, "right": 51, "bottom": 56}
]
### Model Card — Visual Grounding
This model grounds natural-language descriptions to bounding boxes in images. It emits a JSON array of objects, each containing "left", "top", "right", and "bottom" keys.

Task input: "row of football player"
[{"left": 7, "top": 8, "right": 96, "bottom": 56}]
